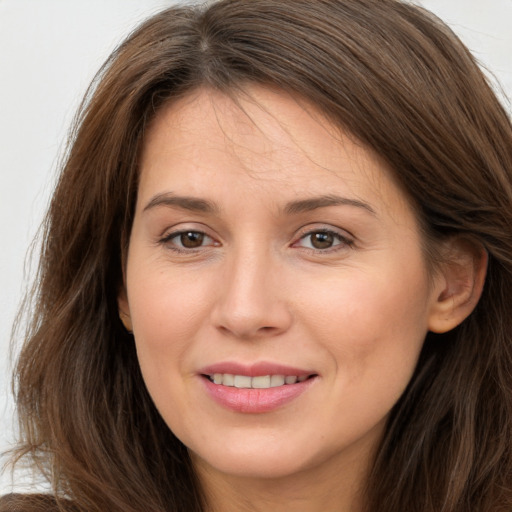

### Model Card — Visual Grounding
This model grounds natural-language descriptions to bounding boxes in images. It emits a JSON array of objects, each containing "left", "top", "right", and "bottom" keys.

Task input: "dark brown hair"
[{"left": 5, "top": 1, "right": 512, "bottom": 511}]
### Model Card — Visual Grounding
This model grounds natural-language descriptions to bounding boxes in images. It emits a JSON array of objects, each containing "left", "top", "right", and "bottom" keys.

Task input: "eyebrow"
[
  {"left": 143, "top": 193, "right": 220, "bottom": 214},
  {"left": 143, "top": 192, "right": 375, "bottom": 216},
  {"left": 284, "top": 194, "right": 376, "bottom": 215}
]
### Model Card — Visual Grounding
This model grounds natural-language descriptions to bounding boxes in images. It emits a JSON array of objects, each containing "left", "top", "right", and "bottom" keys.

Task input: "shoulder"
[{"left": 0, "top": 494, "right": 70, "bottom": 512}]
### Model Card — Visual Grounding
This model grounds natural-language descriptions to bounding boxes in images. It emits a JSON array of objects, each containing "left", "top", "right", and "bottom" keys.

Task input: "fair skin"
[{"left": 119, "top": 86, "right": 485, "bottom": 512}]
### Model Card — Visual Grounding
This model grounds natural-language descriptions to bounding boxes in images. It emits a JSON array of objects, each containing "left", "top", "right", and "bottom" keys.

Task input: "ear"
[
  {"left": 118, "top": 286, "right": 133, "bottom": 333},
  {"left": 428, "top": 237, "right": 487, "bottom": 334}
]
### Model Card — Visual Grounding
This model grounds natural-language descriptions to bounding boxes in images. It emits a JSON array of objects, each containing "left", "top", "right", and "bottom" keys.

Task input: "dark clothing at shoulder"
[{"left": 0, "top": 494, "right": 65, "bottom": 512}]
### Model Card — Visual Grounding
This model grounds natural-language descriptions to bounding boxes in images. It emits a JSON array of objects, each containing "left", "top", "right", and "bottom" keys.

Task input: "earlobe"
[
  {"left": 118, "top": 288, "right": 133, "bottom": 333},
  {"left": 428, "top": 238, "right": 487, "bottom": 334}
]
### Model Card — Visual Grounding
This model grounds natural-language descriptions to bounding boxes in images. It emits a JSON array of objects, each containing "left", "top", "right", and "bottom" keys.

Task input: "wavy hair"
[{"left": 3, "top": 1, "right": 512, "bottom": 511}]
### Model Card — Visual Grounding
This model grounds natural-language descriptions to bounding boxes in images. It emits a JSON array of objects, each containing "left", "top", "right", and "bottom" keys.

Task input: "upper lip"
[{"left": 198, "top": 361, "right": 316, "bottom": 378}]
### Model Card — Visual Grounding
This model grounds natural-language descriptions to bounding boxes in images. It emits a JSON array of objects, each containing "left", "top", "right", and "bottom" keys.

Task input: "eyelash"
[
  {"left": 158, "top": 228, "right": 354, "bottom": 254},
  {"left": 293, "top": 228, "right": 354, "bottom": 253},
  {"left": 159, "top": 230, "right": 218, "bottom": 253}
]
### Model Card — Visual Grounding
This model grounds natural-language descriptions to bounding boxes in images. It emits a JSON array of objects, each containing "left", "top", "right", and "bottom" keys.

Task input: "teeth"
[
  {"left": 223, "top": 374, "right": 235, "bottom": 386},
  {"left": 208, "top": 373, "right": 310, "bottom": 389},
  {"left": 234, "top": 375, "right": 252, "bottom": 388},
  {"left": 270, "top": 375, "right": 285, "bottom": 387},
  {"left": 252, "top": 375, "right": 271, "bottom": 388}
]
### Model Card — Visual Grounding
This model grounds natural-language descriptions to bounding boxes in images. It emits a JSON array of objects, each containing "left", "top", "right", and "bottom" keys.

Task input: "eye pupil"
[
  {"left": 180, "top": 232, "right": 204, "bottom": 248},
  {"left": 311, "top": 232, "right": 334, "bottom": 249}
]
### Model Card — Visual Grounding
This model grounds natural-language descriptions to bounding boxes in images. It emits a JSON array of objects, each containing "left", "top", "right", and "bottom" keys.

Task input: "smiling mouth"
[{"left": 204, "top": 373, "right": 316, "bottom": 389}]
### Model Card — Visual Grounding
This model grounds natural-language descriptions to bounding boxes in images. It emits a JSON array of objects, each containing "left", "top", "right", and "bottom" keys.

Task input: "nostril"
[{"left": 215, "top": 322, "right": 286, "bottom": 340}]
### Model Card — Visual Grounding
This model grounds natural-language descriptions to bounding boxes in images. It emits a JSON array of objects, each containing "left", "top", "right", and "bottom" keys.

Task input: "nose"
[{"left": 211, "top": 246, "right": 293, "bottom": 340}]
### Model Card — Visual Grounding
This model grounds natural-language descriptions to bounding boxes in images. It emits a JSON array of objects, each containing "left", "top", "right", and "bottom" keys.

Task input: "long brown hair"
[{"left": 4, "top": 1, "right": 512, "bottom": 511}]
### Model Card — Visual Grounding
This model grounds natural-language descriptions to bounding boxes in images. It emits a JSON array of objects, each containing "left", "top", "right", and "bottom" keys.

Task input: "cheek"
[
  {"left": 302, "top": 263, "right": 431, "bottom": 391},
  {"left": 291, "top": 270, "right": 430, "bottom": 452},
  {"left": 126, "top": 262, "right": 214, "bottom": 379}
]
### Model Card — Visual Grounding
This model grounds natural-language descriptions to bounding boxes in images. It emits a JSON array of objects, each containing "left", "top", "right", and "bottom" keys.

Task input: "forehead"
[{"left": 138, "top": 86, "right": 411, "bottom": 219}]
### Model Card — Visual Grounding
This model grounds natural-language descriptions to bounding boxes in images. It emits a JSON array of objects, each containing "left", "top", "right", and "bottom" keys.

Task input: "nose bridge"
[{"left": 212, "top": 240, "right": 291, "bottom": 338}]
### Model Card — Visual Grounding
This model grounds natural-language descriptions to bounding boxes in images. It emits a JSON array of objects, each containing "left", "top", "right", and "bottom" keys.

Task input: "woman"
[{"left": 2, "top": 0, "right": 512, "bottom": 510}]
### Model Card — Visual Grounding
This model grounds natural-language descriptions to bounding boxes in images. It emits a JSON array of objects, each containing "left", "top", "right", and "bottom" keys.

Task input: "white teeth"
[
  {"left": 234, "top": 375, "right": 252, "bottom": 388},
  {"left": 223, "top": 374, "right": 235, "bottom": 386},
  {"left": 252, "top": 375, "right": 271, "bottom": 388},
  {"left": 208, "top": 373, "right": 310, "bottom": 389},
  {"left": 270, "top": 375, "right": 285, "bottom": 387}
]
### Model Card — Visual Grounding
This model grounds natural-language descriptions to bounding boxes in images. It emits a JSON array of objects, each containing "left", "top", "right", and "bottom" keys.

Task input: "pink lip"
[
  {"left": 199, "top": 361, "right": 314, "bottom": 378},
  {"left": 198, "top": 361, "right": 317, "bottom": 414}
]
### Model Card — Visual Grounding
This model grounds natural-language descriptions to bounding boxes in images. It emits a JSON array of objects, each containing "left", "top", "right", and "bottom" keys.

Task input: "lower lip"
[{"left": 201, "top": 376, "right": 316, "bottom": 413}]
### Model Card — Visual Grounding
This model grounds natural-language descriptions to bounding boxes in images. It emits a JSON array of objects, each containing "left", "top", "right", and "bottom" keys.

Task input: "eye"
[
  {"left": 294, "top": 229, "right": 352, "bottom": 251},
  {"left": 161, "top": 230, "right": 216, "bottom": 251}
]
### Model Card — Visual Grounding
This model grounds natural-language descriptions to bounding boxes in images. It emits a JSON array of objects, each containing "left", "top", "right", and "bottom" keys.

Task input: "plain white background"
[{"left": 1, "top": 0, "right": 511, "bottom": 493}]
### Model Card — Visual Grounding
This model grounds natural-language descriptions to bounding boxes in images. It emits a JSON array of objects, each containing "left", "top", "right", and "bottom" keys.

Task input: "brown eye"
[
  {"left": 161, "top": 230, "right": 217, "bottom": 252},
  {"left": 294, "top": 229, "right": 351, "bottom": 252},
  {"left": 180, "top": 231, "right": 205, "bottom": 248},
  {"left": 310, "top": 232, "right": 335, "bottom": 249}
]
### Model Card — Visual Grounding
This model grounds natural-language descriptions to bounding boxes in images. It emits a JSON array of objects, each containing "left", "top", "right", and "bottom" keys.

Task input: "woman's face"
[{"left": 120, "top": 86, "right": 444, "bottom": 481}]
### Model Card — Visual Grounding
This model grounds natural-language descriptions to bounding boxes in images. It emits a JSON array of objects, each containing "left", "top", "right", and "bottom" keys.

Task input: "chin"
[{"left": 188, "top": 434, "right": 334, "bottom": 481}]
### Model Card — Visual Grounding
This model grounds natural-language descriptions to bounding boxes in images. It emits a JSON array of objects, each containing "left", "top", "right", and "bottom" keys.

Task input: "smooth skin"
[{"left": 119, "top": 87, "right": 486, "bottom": 512}]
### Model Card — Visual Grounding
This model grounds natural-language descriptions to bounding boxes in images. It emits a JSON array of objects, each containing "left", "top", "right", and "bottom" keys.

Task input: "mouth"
[
  {"left": 203, "top": 373, "right": 315, "bottom": 389},
  {"left": 198, "top": 364, "right": 318, "bottom": 413}
]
